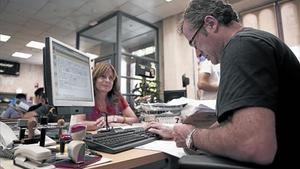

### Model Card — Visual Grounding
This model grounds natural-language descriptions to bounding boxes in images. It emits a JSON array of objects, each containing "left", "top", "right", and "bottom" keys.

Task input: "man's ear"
[{"left": 204, "top": 15, "right": 218, "bottom": 32}]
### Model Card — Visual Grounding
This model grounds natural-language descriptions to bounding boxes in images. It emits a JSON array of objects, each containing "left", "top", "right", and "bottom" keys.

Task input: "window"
[
  {"left": 281, "top": 1, "right": 300, "bottom": 61},
  {"left": 241, "top": 6, "right": 277, "bottom": 36},
  {"left": 240, "top": 0, "right": 300, "bottom": 61}
]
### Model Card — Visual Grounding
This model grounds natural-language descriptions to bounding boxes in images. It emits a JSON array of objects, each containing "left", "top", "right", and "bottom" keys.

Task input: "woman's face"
[{"left": 95, "top": 68, "right": 115, "bottom": 94}]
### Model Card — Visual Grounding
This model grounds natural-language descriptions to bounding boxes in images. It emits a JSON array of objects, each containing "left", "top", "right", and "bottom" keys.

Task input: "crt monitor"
[
  {"left": 43, "top": 37, "right": 94, "bottom": 121},
  {"left": 164, "top": 90, "right": 187, "bottom": 103}
]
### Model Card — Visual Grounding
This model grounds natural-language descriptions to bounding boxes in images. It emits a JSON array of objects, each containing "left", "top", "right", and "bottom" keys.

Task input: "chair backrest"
[{"left": 179, "top": 155, "right": 265, "bottom": 169}]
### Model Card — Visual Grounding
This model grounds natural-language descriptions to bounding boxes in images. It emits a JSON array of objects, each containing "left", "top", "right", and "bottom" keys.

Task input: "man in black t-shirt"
[{"left": 146, "top": 0, "right": 300, "bottom": 167}]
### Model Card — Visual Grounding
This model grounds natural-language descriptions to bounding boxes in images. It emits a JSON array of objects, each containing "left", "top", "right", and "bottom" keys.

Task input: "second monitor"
[{"left": 164, "top": 90, "right": 187, "bottom": 103}]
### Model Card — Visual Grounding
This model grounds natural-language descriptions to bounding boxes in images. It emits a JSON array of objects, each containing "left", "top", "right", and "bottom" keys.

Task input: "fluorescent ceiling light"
[
  {"left": 86, "top": 53, "right": 99, "bottom": 59},
  {"left": 165, "top": 0, "right": 173, "bottom": 2},
  {"left": 12, "top": 52, "right": 32, "bottom": 59},
  {"left": 26, "top": 41, "right": 45, "bottom": 49},
  {"left": 0, "top": 34, "right": 11, "bottom": 42}
]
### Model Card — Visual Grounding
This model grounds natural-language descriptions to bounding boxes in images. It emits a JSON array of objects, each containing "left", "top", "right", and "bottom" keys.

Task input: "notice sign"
[{"left": 0, "top": 59, "right": 20, "bottom": 76}]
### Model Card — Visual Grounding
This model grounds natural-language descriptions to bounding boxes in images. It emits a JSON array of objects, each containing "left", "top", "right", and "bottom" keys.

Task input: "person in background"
[
  {"left": 146, "top": 0, "right": 300, "bottom": 167},
  {"left": 33, "top": 87, "right": 47, "bottom": 105},
  {"left": 27, "top": 87, "right": 48, "bottom": 113},
  {"left": 1, "top": 93, "right": 29, "bottom": 119},
  {"left": 76, "top": 63, "right": 139, "bottom": 131},
  {"left": 197, "top": 55, "right": 220, "bottom": 100},
  {"left": 24, "top": 87, "right": 59, "bottom": 123}
]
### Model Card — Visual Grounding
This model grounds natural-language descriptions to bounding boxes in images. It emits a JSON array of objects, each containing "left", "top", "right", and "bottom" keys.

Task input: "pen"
[{"left": 89, "top": 150, "right": 102, "bottom": 157}]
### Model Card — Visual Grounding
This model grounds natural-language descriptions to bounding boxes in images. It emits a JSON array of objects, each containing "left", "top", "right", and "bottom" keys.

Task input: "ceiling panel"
[
  {"left": 3, "top": 0, "right": 48, "bottom": 17},
  {"left": 74, "top": 0, "right": 128, "bottom": 18},
  {"left": 2, "top": 38, "right": 26, "bottom": 51},
  {"left": 0, "top": 20, "right": 22, "bottom": 34},
  {"left": 58, "top": 15, "right": 91, "bottom": 31},
  {"left": 0, "top": 12, "right": 28, "bottom": 26},
  {"left": 137, "top": 12, "right": 162, "bottom": 23},
  {"left": 151, "top": 0, "right": 190, "bottom": 18},
  {"left": 130, "top": 0, "right": 165, "bottom": 9},
  {"left": 63, "top": 32, "right": 77, "bottom": 47},
  {"left": 118, "top": 2, "right": 146, "bottom": 16}
]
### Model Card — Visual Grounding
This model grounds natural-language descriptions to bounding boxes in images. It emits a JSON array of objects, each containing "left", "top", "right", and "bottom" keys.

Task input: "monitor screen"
[
  {"left": 135, "top": 57, "right": 155, "bottom": 78},
  {"left": 163, "top": 90, "right": 187, "bottom": 103},
  {"left": 43, "top": 37, "right": 94, "bottom": 121}
]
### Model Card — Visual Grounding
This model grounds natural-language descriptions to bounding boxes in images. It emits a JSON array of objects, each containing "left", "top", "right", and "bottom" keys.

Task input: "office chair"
[{"left": 179, "top": 154, "right": 265, "bottom": 169}]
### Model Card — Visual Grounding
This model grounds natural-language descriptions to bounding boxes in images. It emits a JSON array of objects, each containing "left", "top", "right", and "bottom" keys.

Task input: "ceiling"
[{"left": 0, "top": 0, "right": 275, "bottom": 65}]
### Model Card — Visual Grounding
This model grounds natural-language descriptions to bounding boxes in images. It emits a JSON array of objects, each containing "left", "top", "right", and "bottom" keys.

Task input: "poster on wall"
[{"left": 0, "top": 59, "right": 20, "bottom": 76}]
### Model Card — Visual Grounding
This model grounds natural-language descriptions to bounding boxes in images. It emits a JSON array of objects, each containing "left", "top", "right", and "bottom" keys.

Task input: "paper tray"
[{"left": 140, "top": 103, "right": 187, "bottom": 112}]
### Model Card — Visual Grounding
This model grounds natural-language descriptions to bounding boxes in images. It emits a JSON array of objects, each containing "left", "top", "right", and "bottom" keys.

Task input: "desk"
[
  {"left": 87, "top": 149, "right": 168, "bottom": 169},
  {"left": 0, "top": 148, "right": 169, "bottom": 169}
]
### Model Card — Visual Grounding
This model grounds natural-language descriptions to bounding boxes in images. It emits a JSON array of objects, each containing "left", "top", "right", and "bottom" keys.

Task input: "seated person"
[
  {"left": 33, "top": 87, "right": 47, "bottom": 105},
  {"left": 24, "top": 104, "right": 58, "bottom": 123},
  {"left": 24, "top": 88, "right": 60, "bottom": 123},
  {"left": 28, "top": 87, "right": 47, "bottom": 113},
  {"left": 75, "top": 63, "right": 139, "bottom": 131},
  {"left": 1, "top": 93, "right": 30, "bottom": 119}
]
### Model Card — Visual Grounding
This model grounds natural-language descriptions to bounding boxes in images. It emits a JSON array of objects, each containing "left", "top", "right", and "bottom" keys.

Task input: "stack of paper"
[
  {"left": 167, "top": 97, "right": 216, "bottom": 116},
  {"left": 168, "top": 97, "right": 217, "bottom": 127}
]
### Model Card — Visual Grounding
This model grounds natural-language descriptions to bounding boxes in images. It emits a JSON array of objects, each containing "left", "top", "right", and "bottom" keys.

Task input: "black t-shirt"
[{"left": 216, "top": 27, "right": 300, "bottom": 167}]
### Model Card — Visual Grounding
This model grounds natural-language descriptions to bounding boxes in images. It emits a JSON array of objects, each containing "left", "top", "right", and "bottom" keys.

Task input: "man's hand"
[
  {"left": 173, "top": 124, "right": 195, "bottom": 147},
  {"left": 145, "top": 122, "right": 174, "bottom": 139}
]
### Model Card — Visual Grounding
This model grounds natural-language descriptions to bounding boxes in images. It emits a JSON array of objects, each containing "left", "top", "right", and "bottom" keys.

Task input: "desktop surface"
[
  {"left": 0, "top": 148, "right": 168, "bottom": 169},
  {"left": 0, "top": 122, "right": 168, "bottom": 169}
]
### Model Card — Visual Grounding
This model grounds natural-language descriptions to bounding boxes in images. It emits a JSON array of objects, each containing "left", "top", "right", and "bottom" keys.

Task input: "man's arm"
[
  {"left": 197, "top": 72, "right": 218, "bottom": 91},
  {"left": 192, "top": 107, "right": 277, "bottom": 165}
]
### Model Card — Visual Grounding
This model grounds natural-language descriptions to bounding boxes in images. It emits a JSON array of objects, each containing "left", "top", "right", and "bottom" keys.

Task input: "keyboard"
[{"left": 84, "top": 127, "right": 158, "bottom": 154}]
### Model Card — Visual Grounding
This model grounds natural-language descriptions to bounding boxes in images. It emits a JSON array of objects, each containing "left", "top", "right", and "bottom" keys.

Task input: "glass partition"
[
  {"left": 77, "top": 15, "right": 117, "bottom": 64},
  {"left": 77, "top": 11, "right": 160, "bottom": 109}
]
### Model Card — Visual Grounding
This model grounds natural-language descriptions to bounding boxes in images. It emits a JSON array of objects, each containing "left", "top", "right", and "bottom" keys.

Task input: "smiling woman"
[{"left": 74, "top": 63, "right": 139, "bottom": 131}]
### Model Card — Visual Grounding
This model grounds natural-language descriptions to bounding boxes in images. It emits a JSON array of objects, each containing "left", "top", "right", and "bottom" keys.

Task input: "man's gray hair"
[{"left": 178, "top": 0, "right": 239, "bottom": 34}]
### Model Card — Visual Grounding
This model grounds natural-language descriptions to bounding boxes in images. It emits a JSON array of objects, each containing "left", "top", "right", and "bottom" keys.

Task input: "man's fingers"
[{"left": 148, "top": 127, "right": 160, "bottom": 135}]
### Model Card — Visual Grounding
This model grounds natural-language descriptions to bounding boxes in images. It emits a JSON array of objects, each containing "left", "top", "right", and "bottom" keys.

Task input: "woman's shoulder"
[
  {"left": 116, "top": 95, "right": 129, "bottom": 108},
  {"left": 118, "top": 95, "right": 127, "bottom": 103}
]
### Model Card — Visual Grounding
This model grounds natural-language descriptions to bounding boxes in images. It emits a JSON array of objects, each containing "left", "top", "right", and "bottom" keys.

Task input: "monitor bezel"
[{"left": 44, "top": 37, "right": 95, "bottom": 108}]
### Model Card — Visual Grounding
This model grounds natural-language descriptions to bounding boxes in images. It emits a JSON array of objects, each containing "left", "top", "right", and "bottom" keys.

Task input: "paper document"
[
  {"left": 168, "top": 97, "right": 217, "bottom": 127},
  {"left": 170, "top": 97, "right": 216, "bottom": 116},
  {"left": 136, "top": 140, "right": 186, "bottom": 158}
]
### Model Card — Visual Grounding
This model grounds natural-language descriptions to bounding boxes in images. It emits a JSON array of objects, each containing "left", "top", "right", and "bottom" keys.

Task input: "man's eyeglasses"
[{"left": 188, "top": 22, "right": 204, "bottom": 48}]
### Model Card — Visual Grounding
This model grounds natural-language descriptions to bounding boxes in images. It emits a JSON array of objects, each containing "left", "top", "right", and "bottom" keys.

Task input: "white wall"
[
  {"left": 0, "top": 63, "right": 44, "bottom": 100},
  {"left": 162, "top": 14, "right": 198, "bottom": 99}
]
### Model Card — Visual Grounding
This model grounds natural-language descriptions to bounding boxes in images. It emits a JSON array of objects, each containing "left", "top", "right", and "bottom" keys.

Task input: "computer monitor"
[
  {"left": 163, "top": 90, "right": 187, "bottom": 103},
  {"left": 135, "top": 57, "right": 155, "bottom": 78},
  {"left": 43, "top": 37, "right": 94, "bottom": 121}
]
